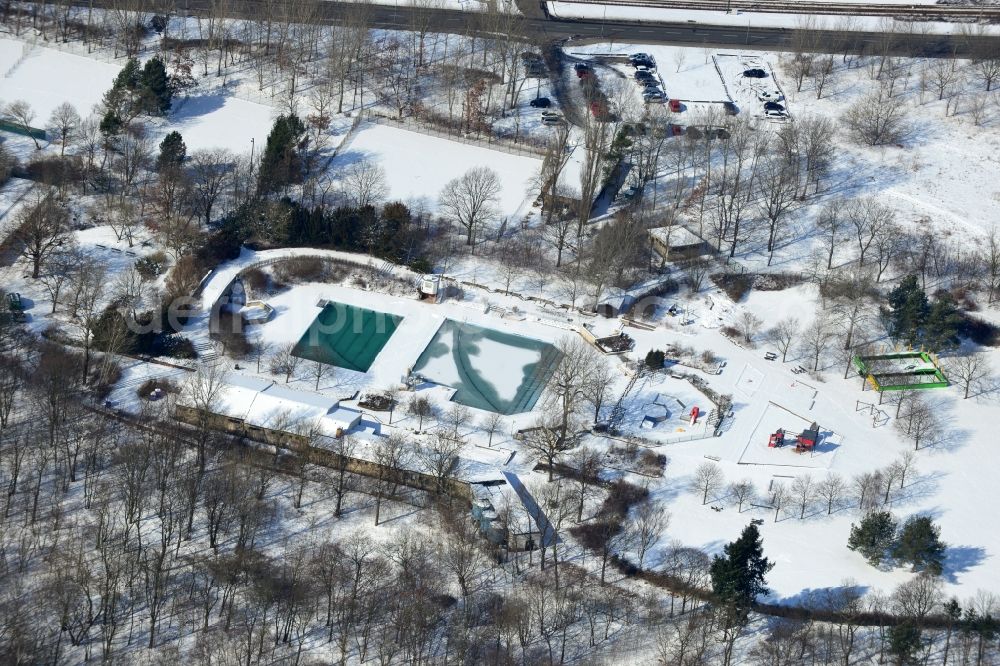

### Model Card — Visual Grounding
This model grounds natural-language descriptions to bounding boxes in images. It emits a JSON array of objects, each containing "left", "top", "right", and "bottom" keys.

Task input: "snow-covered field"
[
  {"left": 167, "top": 90, "right": 276, "bottom": 153},
  {"left": 0, "top": 37, "right": 120, "bottom": 121},
  {"left": 331, "top": 121, "right": 543, "bottom": 218}
]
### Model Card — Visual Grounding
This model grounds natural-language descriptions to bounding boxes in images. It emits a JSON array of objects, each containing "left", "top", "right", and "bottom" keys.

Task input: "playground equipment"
[
  {"left": 767, "top": 422, "right": 820, "bottom": 453},
  {"left": 690, "top": 406, "right": 700, "bottom": 425},
  {"left": 852, "top": 350, "right": 948, "bottom": 392}
]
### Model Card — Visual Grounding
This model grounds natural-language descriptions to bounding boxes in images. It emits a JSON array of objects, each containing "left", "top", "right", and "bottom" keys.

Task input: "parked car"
[
  {"left": 722, "top": 101, "right": 739, "bottom": 116},
  {"left": 757, "top": 90, "right": 783, "bottom": 102},
  {"left": 574, "top": 62, "right": 592, "bottom": 74},
  {"left": 529, "top": 97, "right": 551, "bottom": 108},
  {"left": 668, "top": 99, "right": 682, "bottom": 112},
  {"left": 577, "top": 68, "right": 594, "bottom": 80},
  {"left": 630, "top": 53, "right": 655, "bottom": 68},
  {"left": 541, "top": 113, "right": 565, "bottom": 125},
  {"left": 641, "top": 80, "right": 661, "bottom": 89},
  {"left": 743, "top": 68, "right": 767, "bottom": 78},
  {"left": 634, "top": 70, "right": 655, "bottom": 82},
  {"left": 644, "top": 94, "right": 666, "bottom": 104},
  {"left": 764, "top": 108, "right": 788, "bottom": 119},
  {"left": 763, "top": 101, "right": 785, "bottom": 112}
]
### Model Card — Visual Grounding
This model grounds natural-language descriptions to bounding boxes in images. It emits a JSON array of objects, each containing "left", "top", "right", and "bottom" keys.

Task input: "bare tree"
[
  {"left": 4, "top": 100, "right": 42, "bottom": 149},
  {"left": 270, "top": 343, "right": 302, "bottom": 383},
  {"left": 948, "top": 352, "right": 990, "bottom": 399},
  {"left": 690, "top": 462, "right": 724, "bottom": 505},
  {"left": 480, "top": 412, "right": 504, "bottom": 447},
  {"left": 738, "top": 311, "right": 763, "bottom": 346},
  {"left": 47, "top": 102, "right": 81, "bottom": 157},
  {"left": 816, "top": 201, "right": 846, "bottom": 270},
  {"left": 790, "top": 475, "right": 815, "bottom": 519},
  {"left": 842, "top": 83, "right": 909, "bottom": 146},
  {"left": 188, "top": 148, "right": 232, "bottom": 226},
  {"left": 181, "top": 363, "right": 228, "bottom": 472},
  {"left": 896, "top": 395, "right": 939, "bottom": 450},
  {"left": 417, "top": 434, "right": 463, "bottom": 496},
  {"left": 770, "top": 482, "right": 790, "bottom": 522},
  {"left": 729, "top": 479, "right": 755, "bottom": 512},
  {"left": 633, "top": 502, "right": 670, "bottom": 568},
  {"left": 408, "top": 395, "right": 435, "bottom": 432},
  {"left": 816, "top": 474, "right": 846, "bottom": 515},
  {"left": 847, "top": 197, "right": 895, "bottom": 268},
  {"left": 767, "top": 317, "right": 799, "bottom": 362},
  {"left": 13, "top": 190, "right": 71, "bottom": 279},
  {"left": 342, "top": 158, "right": 388, "bottom": 209},
  {"left": 310, "top": 359, "right": 332, "bottom": 391},
  {"left": 438, "top": 166, "right": 501, "bottom": 248},
  {"left": 800, "top": 310, "right": 836, "bottom": 371}
]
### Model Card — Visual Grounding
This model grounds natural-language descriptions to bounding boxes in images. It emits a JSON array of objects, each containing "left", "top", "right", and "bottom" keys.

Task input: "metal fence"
[{"left": 360, "top": 110, "right": 549, "bottom": 160}]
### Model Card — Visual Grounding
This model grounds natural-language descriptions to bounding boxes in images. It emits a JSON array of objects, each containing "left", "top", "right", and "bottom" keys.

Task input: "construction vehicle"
[{"left": 768, "top": 428, "right": 785, "bottom": 448}]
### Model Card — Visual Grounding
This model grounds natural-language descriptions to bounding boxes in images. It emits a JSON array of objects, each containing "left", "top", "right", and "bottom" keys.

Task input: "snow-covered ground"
[
  {"left": 548, "top": 2, "right": 1000, "bottom": 35},
  {"left": 166, "top": 90, "right": 276, "bottom": 153},
  {"left": 0, "top": 36, "right": 120, "bottom": 121},
  {"left": 330, "top": 121, "right": 543, "bottom": 218}
]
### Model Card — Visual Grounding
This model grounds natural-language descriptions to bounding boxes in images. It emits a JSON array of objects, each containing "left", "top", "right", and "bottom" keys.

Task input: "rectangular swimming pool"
[
  {"left": 412, "top": 320, "right": 561, "bottom": 415},
  {"left": 293, "top": 302, "right": 401, "bottom": 373}
]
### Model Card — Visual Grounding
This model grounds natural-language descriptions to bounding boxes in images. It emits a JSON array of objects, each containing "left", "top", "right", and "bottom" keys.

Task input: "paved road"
[{"left": 159, "top": 0, "right": 1000, "bottom": 56}]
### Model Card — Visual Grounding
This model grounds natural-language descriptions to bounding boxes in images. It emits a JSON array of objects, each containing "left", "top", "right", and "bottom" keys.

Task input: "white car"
[{"left": 757, "top": 90, "right": 784, "bottom": 102}]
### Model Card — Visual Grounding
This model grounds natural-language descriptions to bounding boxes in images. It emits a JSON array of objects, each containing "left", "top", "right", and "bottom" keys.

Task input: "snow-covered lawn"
[
  {"left": 0, "top": 37, "right": 120, "bottom": 121},
  {"left": 330, "top": 121, "right": 542, "bottom": 218},
  {"left": 165, "top": 90, "right": 276, "bottom": 154}
]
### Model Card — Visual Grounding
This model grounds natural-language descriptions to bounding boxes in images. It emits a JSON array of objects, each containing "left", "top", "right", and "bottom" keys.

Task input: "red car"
[{"left": 669, "top": 99, "right": 682, "bottom": 113}]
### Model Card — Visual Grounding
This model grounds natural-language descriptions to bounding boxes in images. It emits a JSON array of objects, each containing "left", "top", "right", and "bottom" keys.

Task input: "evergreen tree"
[
  {"left": 888, "top": 621, "right": 922, "bottom": 666},
  {"left": 99, "top": 110, "right": 124, "bottom": 138},
  {"left": 113, "top": 57, "right": 141, "bottom": 93},
  {"left": 257, "top": 114, "right": 307, "bottom": 195},
  {"left": 892, "top": 515, "right": 946, "bottom": 575},
  {"left": 140, "top": 56, "right": 172, "bottom": 115},
  {"left": 103, "top": 57, "right": 141, "bottom": 121},
  {"left": 645, "top": 349, "right": 665, "bottom": 370},
  {"left": 710, "top": 523, "right": 774, "bottom": 614},
  {"left": 157, "top": 132, "right": 187, "bottom": 172},
  {"left": 887, "top": 275, "right": 929, "bottom": 346},
  {"left": 848, "top": 511, "right": 897, "bottom": 566},
  {"left": 923, "top": 293, "right": 962, "bottom": 352}
]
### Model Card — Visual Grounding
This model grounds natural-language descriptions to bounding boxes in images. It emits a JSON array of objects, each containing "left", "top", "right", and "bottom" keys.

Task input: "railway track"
[{"left": 551, "top": 0, "right": 1000, "bottom": 21}]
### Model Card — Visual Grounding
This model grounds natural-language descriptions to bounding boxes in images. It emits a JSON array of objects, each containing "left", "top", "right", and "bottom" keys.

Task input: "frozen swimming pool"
[
  {"left": 293, "top": 302, "right": 402, "bottom": 372},
  {"left": 412, "top": 320, "right": 562, "bottom": 415}
]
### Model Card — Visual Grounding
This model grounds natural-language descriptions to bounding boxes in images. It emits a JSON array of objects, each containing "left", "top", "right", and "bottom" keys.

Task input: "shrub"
[
  {"left": 711, "top": 272, "right": 753, "bottom": 301},
  {"left": 273, "top": 257, "right": 327, "bottom": 284},
  {"left": 135, "top": 252, "right": 167, "bottom": 280},
  {"left": 137, "top": 378, "right": 178, "bottom": 399}
]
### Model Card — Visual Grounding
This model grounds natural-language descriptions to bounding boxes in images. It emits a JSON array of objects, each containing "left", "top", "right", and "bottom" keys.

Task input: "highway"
[{"left": 134, "top": 0, "right": 1000, "bottom": 56}]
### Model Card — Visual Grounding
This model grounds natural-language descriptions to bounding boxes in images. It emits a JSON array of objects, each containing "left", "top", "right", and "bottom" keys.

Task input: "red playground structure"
[
  {"left": 768, "top": 422, "right": 821, "bottom": 453},
  {"left": 690, "top": 406, "right": 700, "bottom": 424}
]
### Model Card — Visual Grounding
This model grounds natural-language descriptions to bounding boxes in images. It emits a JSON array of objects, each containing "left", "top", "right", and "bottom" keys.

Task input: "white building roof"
[
  {"left": 245, "top": 383, "right": 340, "bottom": 433},
  {"left": 183, "top": 373, "right": 361, "bottom": 437},
  {"left": 649, "top": 225, "right": 704, "bottom": 249}
]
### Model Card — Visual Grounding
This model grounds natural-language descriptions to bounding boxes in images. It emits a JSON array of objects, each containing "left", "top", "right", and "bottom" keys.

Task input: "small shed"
[{"left": 649, "top": 225, "right": 711, "bottom": 265}]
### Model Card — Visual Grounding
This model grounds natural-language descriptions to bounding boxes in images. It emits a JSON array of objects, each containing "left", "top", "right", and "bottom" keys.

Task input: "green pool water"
[
  {"left": 293, "top": 302, "right": 402, "bottom": 372},
  {"left": 412, "top": 320, "right": 562, "bottom": 415}
]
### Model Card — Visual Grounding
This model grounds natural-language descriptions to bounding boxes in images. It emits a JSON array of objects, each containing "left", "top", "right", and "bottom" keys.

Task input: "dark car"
[
  {"left": 529, "top": 97, "right": 551, "bottom": 108},
  {"left": 763, "top": 101, "right": 785, "bottom": 112},
  {"left": 743, "top": 68, "right": 767, "bottom": 78},
  {"left": 635, "top": 70, "right": 655, "bottom": 82},
  {"left": 723, "top": 101, "right": 739, "bottom": 116},
  {"left": 574, "top": 62, "right": 592, "bottom": 73}
]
